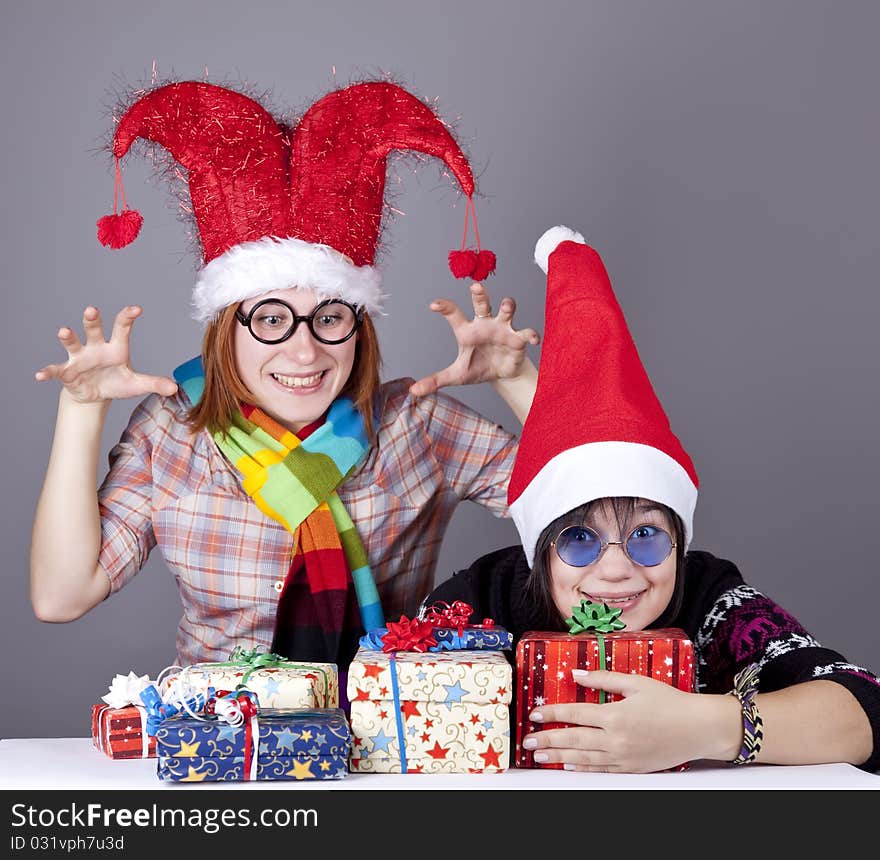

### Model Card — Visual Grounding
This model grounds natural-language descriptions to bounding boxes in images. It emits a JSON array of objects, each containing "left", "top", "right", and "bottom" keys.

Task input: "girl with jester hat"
[
  {"left": 30, "top": 80, "right": 540, "bottom": 695},
  {"left": 428, "top": 227, "right": 880, "bottom": 773}
]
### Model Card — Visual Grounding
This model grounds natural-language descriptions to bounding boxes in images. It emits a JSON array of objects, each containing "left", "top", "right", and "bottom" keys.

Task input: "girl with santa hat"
[{"left": 429, "top": 227, "right": 880, "bottom": 773}]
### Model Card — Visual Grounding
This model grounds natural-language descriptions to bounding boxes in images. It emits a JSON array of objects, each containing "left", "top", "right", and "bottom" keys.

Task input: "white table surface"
[{"left": 2, "top": 737, "right": 877, "bottom": 790}]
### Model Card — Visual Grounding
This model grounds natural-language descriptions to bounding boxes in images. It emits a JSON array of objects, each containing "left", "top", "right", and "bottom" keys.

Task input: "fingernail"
[
  {"left": 572, "top": 669, "right": 590, "bottom": 681},
  {"left": 522, "top": 737, "right": 537, "bottom": 749},
  {"left": 530, "top": 711, "right": 543, "bottom": 722},
  {"left": 533, "top": 753, "right": 549, "bottom": 763}
]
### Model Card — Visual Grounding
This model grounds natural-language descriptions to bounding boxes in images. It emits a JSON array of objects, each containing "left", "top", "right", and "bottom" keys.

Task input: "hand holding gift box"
[
  {"left": 349, "top": 602, "right": 513, "bottom": 774},
  {"left": 515, "top": 600, "right": 695, "bottom": 771}
]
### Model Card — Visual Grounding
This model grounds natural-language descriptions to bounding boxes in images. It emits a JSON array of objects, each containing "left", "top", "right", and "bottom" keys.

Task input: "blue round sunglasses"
[{"left": 551, "top": 524, "right": 676, "bottom": 568}]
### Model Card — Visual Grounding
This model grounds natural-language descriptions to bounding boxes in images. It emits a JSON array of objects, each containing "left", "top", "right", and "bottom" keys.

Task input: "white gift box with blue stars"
[{"left": 348, "top": 648, "right": 512, "bottom": 773}]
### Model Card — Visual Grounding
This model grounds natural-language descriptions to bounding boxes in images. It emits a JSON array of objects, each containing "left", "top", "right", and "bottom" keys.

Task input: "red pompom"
[
  {"left": 470, "top": 249, "right": 496, "bottom": 281},
  {"left": 448, "top": 248, "right": 477, "bottom": 279},
  {"left": 97, "top": 209, "right": 143, "bottom": 249}
]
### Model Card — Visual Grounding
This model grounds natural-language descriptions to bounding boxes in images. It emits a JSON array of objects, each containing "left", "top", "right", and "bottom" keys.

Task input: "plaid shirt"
[{"left": 98, "top": 378, "right": 517, "bottom": 667}]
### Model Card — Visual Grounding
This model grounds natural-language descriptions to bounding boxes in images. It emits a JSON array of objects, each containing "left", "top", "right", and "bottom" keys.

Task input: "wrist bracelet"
[{"left": 729, "top": 662, "right": 763, "bottom": 765}]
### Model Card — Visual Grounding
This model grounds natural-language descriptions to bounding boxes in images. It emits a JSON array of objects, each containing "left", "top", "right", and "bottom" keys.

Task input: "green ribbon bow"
[
  {"left": 565, "top": 600, "right": 626, "bottom": 704},
  {"left": 226, "top": 646, "right": 291, "bottom": 687},
  {"left": 565, "top": 600, "right": 626, "bottom": 635},
  {"left": 189, "top": 646, "right": 333, "bottom": 706}
]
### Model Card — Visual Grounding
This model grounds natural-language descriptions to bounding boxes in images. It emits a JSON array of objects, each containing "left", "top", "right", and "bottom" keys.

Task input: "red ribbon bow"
[
  {"left": 379, "top": 602, "right": 497, "bottom": 652},
  {"left": 381, "top": 616, "right": 438, "bottom": 653},
  {"left": 205, "top": 689, "right": 259, "bottom": 719},
  {"left": 421, "top": 600, "right": 495, "bottom": 635}
]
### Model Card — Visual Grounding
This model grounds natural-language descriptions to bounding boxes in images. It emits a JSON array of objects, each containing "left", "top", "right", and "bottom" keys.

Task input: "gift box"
[
  {"left": 160, "top": 654, "right": 338, "bottom": 710},
  {"left": 347, "top": 647, "right": 512, "bottom": 773},
  {"left": 91, "top": 703, "right": 156, "bottom": 760},
  {"left": 360, "top": 625, "right": 513, "bottom": 651},
  {"left": 515, "top": 627, "right": 695, "bottom": 769},
  {"left": 156, "top": 708, "right": 351, "bottom": 782}
]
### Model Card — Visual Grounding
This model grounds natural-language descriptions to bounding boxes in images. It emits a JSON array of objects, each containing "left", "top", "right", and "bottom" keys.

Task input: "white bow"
[{"left": 101, "top": 671, "right": 153, "bottom": 709}]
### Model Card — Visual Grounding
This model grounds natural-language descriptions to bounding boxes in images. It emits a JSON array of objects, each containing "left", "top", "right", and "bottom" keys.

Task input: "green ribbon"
[
  {"left": 565, "top": 600, "right": 626, "bottom": 704},
  {"left": 226, "top": 646, "right": 291, "bottom": 688},
  {"left": 186, "top": 646, "right": 333, "bottom": 707}
]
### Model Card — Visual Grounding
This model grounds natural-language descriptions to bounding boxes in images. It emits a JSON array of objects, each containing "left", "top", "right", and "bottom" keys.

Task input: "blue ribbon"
[
  {"left": 359, "top": 629, "right": 390, "bottom": 650},
  {"left": 140, "top": 684, "right": 211, "bottom": 736},
  {"left": 359, "top": 626, "right": 513, "bottom": 652},
  {"left": 432, "top": 627, "right": 513, "bottom": 650},
  {"left": 389, "top": 656, "right": 408, "bottom": 774}
]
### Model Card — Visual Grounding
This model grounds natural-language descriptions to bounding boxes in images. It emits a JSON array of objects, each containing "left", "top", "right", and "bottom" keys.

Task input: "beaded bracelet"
[{"left": 729, "top": 662, "right": 763, "bottom": 765}]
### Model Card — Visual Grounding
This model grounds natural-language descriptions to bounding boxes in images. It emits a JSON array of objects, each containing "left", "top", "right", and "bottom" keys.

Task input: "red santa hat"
[
  {"left": 508, "top": 227, "right": 699, "bottom": 567},
  {"left": 97, "top": 80, "right": 495, "bottom": 322}
]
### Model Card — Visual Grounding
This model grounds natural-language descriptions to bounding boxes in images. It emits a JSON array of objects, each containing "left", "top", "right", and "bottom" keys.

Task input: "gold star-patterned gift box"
[
  {"left": 155, "top": 708, "right": 351, "bottom": 782},
  {"left": 347, "top": 647, "right": 512, "bottom": 773}
]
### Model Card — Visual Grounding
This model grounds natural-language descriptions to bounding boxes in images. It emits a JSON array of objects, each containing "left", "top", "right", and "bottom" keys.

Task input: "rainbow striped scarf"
[{"left": 174, "top": 357, "right": 384, "bottom": 666}]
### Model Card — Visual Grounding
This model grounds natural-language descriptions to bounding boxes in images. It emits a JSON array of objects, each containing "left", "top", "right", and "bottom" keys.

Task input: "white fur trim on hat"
[
  {"left": 533, "top": 225, "right": 586, "bottom": 274},
  {"left": 509, "top": 441, "right": 698, "bottom": 568},
  {"left": 191, "top": 236, "right": 386, "bottom": 323}
]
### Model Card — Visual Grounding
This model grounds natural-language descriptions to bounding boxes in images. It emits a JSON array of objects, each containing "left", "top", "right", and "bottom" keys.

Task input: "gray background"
[{"left": 3, "top": 0, "right": 878, "bottom": 739}]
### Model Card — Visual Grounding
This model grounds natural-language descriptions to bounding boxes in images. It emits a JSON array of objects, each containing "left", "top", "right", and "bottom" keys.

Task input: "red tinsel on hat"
[{"left": 98, "top": 79, "right": 495, "bottom": 321}]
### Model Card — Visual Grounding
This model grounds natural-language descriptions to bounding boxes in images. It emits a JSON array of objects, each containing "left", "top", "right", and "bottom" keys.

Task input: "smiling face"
[
  {"left": 233, "top": 287, "right": 359, "bottom": 431},
  {"left": 546, "top": 498, "right": 678, "bottom": 631}
]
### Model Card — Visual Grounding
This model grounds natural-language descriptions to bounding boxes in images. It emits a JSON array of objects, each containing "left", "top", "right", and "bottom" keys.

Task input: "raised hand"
[
  {"left": 409, "top": 282, "right": 540, "bottom": 398},
  {"left": 523, "top": 669, "right": 737, "bottom": 773},
  {"left": 35, "top": 306, "right": 178, "bottom": 404}
]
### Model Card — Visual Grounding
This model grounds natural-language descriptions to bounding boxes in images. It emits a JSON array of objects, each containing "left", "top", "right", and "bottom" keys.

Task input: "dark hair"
[{"left": 524, "top": 497, "right": 686, "bottom": 631}]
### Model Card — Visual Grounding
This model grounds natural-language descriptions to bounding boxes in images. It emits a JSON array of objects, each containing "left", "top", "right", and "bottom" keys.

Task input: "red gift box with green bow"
[{"left": 514, "top": 601, "right": 695, "bottom": 769}]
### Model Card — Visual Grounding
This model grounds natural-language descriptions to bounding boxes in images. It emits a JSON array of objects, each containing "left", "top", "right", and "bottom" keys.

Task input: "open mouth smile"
[
  {"left": 579, "top": 590, "right": 646, "bottom": 608},
  {"left": 270, "top": 370, "right": 327, "bottom": 390}
]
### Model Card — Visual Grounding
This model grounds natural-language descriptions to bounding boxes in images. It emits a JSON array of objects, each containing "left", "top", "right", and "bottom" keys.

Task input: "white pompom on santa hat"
[{"left": 509, "top": 226, "right": 699, "bottom": 567}]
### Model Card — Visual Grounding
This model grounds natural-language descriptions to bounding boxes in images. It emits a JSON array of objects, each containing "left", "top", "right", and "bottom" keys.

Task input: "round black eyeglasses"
[
  {"left": 235, "top": 298, "right": 363, "bottom": 345},
  {"left": 551, "top": 524, "right": 676, "bottom": 568}
]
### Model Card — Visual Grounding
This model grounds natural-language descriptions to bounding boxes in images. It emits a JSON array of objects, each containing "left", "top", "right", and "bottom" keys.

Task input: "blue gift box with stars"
[{"left": 155, "top": 708, "right": 351, "bottom": 782}]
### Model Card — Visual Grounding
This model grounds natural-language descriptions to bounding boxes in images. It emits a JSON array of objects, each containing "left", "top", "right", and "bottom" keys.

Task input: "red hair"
[{"left": 186, "top": 306, "right": 382, "bottom": 445}]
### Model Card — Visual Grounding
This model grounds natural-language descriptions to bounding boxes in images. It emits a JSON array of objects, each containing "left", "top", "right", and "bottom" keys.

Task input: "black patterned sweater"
[{"left": 427, "top": 546, "right": 880, "bottom": 772}]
